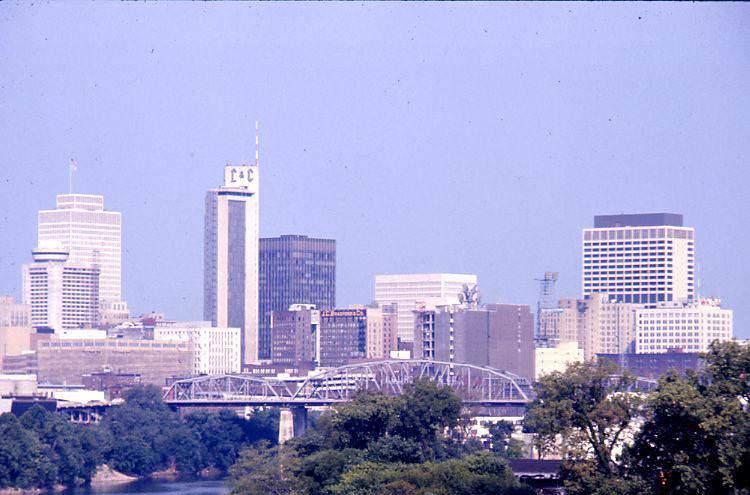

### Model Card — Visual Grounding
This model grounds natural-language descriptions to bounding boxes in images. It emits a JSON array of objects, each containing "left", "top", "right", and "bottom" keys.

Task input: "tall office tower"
[
  {"left": 22, "top": 242, "right": 100, "bottom": 331},
  {"left": 259, "top": 235, "right": 336, "bottom": 360},
  {"left": 38, "top": 194, "right": 122, "bottom": 303},
  {"left": 582, "top": 213, "right": 695, "bottom": 305},
  {"left": 414, "top": 303, "right": 535, "bottom": 380},
  {"left": 635, "top": 298, "right": 733, "bottom": 354},
  {"left": 204, "top": 164, "right": 260, "bottom": 366},
  {"left": 374, "top": 273, "right": 478, "bottom": 344}
]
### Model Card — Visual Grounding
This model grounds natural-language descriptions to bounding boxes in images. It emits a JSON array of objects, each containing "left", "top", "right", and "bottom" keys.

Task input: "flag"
[{"left": 70, "top": 159, "right": 77, "bottom": 172}]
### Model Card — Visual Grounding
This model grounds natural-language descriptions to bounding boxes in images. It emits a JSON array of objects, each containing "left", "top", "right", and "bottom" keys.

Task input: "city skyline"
[{"left": 1, "top": 4, "right": 748, "bottom": 336}]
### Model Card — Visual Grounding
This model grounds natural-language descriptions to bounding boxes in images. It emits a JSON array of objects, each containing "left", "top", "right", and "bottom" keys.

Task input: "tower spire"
[{"left": 255, "top": 120, "right": 260, "bottom": 166}]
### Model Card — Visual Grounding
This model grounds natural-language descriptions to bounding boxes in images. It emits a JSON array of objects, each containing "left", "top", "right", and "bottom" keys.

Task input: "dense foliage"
[
  {"left": 0, "top": 384, "right": 278, "bottom": 489},
  {"left": 229, "top": 379, "right": 533, "bottom": 495},
  {"left": 526, "top": 341, "right": 750, "bottom": 495}
]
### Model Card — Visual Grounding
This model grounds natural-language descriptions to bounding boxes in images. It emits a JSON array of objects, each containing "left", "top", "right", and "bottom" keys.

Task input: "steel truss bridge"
[{"left": 163, "top": 359, "right": 535, "bottom": 408}]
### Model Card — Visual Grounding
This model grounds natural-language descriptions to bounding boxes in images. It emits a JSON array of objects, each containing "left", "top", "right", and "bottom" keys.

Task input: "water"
[{"left": 59, "top": 480, "right": 230, "bottom": 495}]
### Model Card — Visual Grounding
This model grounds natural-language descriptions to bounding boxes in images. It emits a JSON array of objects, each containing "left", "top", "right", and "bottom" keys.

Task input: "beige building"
[
  {"left": 635, "top": 298, "right": 733, "bottom": 354},
  {"left": 37, "top": 338, "right": 194, "bottom": 386},
  {"left": 540, "top": 295, "right": 643, "bottom": 361},
  {"left": 535, "top": 341, "right": 585, "bottom": 380},
  {"left": 0, "top": 327, "right": 32, "bottom": 371},
  {"left": 0, "top": 296, "right": 30, "bottom": 327},
  {"left": 364, "top": 303, "right": 398, "bottom": 360}
]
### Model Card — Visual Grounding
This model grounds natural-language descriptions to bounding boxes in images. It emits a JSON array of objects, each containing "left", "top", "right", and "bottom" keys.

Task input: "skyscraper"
[
  {"left": 204, "top": 164, "right": 260, "bottom": 365},
  {"left": 582, "top": 213, "right": 695, "bottom": 305},
  {"left": 259, "top": 235, "right": 336, "bottom": 360},
  {"left": 22, "top": 242, "right": 100, "bottom": 331},
  {"left": 374, "top": 273, "right": 477, "bottom": 344},
  {"left": 37, "top": 194, "right": 122, "bottom": 303}
]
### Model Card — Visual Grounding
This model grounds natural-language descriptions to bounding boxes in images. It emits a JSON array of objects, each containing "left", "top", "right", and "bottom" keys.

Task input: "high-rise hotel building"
[
  {"left": 38, "top": 194, "right": 122, "bottom": 303},
  {"left": 259, "top": 235, "right": 336, "bottom": 360},
  {"left": 204, "top": 164, "right": 260, "bottom": 365},
  {"left": 582, "top": 213, "right": 695, "bottom": 305},
  {"left": 22, "top": 242, "right": 100, "bottom": 331}
]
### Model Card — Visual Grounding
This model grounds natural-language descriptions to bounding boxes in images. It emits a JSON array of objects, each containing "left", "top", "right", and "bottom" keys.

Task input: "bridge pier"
[{"left": 278, "top": 406, "right": 308, "bottom": 444}]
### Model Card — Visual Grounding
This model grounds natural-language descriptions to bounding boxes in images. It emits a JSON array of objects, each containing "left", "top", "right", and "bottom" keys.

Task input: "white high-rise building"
[
  {"left": 38, "top": 194, "right": 122, "bottom": 303},
  {"left": 154, "top": 321, "right": 241, "bottom": 375},
  {"left": 635, "top": 298, "right": 733, "bottom": 354},
  {"left": 582, "top": 213, "right": 695, "bottom": 306},
  {"left": 22, "top": 242, "right": 100, "bottom": 331},
  {"left": 374, "top": 273, "right": 477, "bottom": 344},
  {"left": 204, "top": 164, "right": 260, "bottom": 366}
]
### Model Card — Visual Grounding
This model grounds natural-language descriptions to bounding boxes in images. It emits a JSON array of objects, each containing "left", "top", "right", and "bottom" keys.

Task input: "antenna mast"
[
  {"left": 255, "top": 120, "right": 260, "bottom": 166},
  {"left": 69, "top": 158, "right": 77, "bottom": 194}
]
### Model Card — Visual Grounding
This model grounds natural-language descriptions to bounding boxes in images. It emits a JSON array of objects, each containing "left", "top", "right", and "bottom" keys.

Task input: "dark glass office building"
[{"left": 259, "top": 235, "right": 336, "bottom": 360}]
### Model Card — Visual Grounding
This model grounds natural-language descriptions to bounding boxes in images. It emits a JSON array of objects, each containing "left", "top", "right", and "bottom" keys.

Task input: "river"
[{"left": 59, "top": 480, "right": 230, "bottom": 495}]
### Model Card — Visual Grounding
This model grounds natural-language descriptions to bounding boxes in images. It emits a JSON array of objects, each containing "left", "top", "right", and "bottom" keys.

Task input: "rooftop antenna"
[
  {"left": 69, "top": 158, "right": 77, "bottom": 194},
  {"left": 255, "top": 120, "right": 260, "bottom": 166}
]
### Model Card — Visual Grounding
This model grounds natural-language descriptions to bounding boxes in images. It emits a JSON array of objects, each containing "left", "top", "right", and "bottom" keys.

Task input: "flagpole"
[{"left": 69, "top": 160, "right": 72, "bottom": 194}]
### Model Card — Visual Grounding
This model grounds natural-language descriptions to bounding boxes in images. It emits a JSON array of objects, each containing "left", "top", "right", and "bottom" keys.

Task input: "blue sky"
[{"left": 1, "top": 3, "right": 748, "bottom": 336}]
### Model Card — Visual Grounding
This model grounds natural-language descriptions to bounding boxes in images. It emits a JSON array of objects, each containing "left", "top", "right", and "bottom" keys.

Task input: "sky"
[{"left": 0, "top": 3, "right": 749, "bottom": 336}]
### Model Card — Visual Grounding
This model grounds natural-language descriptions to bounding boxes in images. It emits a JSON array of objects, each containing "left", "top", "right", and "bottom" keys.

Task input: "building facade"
[
  {"left": 38, "top": 194, "right": 122, "bottom": 303},
  {"left": 596, "top": 352, "right": 703, "bottom": 379},
  {"left": 317, "top": 309, "right": 367, "bottom": 367},
  {"left": 22, "top": 243, "right": 100, "bottom": 331},
  {"left": 37, "top": 338, "right": 194, "bottom": 386},
  {"left": 270, "top": 304, "right": 318, "bottom": 368},
  {"left": 153, "top": 320, "right": 241, "bottom": 374},
  {"left": 535, "top": 341, "right": 584, "bottom": 380},
  {"left": 374, "top": 273, "right": 477, "bottom": 344},
  {"left": 635, "top": 298, "right": 733, "bottom": 354},
  {"left": 0, "top": 296, "right": 30, "bottom": 327},
  {"left": 259, "top": 235, "right": 335, "bottom": 360},
  {"left": 582, "top": 213, "right": 695, "bottom": 305},
  {"left": 415, "top": 303, "right": 535, "bottom": 380},
  {"left": 204, "top": 164, "right": 260, "bottom": 365},
  {"left": 364, "top": 303, "right": 398, "bottom": 360}
]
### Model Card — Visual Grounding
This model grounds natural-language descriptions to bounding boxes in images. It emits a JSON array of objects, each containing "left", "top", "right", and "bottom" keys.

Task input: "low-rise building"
[
  {"left": 535, "top": 341, "right": 584, "bottom": 380},
  {"left": 596, "top": 352, "right": 703, "bottom": 379},
  {"left": 37, "top": 338, "right": 194, "bottom": 386},
  {"left": 635, "top": 298, "right": 733, "bottom": 354},
  {"left": 0, "top": 296, "right": 30, "bottom": 327},
  {"left": 153, "top": 321, "right": 240, "bottom": 374}
]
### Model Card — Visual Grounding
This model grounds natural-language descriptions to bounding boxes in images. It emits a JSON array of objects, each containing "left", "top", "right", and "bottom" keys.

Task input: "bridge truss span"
[{"left": 163, "top": 359, "right": 534, "bottom": 406}]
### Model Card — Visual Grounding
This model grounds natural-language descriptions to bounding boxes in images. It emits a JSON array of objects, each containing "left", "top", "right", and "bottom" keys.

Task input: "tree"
[
  {"left": 229, "top": 442, "right": 291, "bottom": 495},
  {"left": 629, "top": 342, "right": 750, "bottom": 495},
  {"left": 488, "top": 421, "right": 524, "bottom": 459},
  {"left": 391, "top": 380, "right": 462, "bottom": 448},
  {"left": 524, "top": 361, "right": 642, "bottom": 494},
  {"left": 0, "top": 413, "right": 56, "bottom": 489},
  {"left": 330, "top": 392, "right": 396, "bottom": 449},
  {"left": 102, "top": 385, "right": 182, "bottom": 475}
]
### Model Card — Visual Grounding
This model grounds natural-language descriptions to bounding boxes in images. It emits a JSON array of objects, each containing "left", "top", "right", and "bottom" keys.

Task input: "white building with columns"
[{"left": 154, "top": 320, "right": 241, "bottom": 375}]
